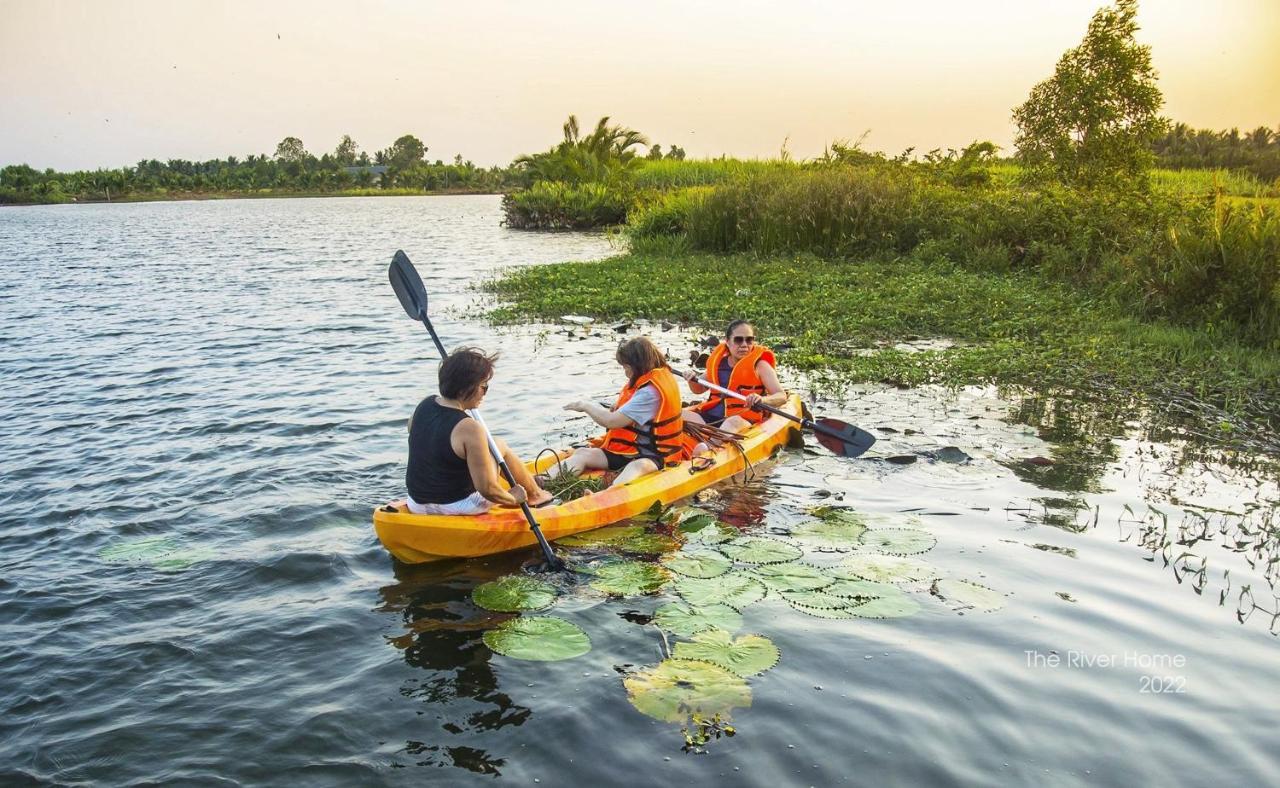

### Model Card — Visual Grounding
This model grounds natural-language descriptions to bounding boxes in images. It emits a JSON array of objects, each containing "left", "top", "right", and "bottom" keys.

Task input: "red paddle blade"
[{"left": 813, "top": 418, "right": 877, "bottom": 458}]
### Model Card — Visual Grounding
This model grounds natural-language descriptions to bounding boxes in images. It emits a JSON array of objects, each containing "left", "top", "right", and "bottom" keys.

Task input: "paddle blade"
[
  {"left": 388, "top": 249, "right": 428, "bottom": 322},
  {"left": 813, "top": 418, "right": 877, "bottom": 458}
]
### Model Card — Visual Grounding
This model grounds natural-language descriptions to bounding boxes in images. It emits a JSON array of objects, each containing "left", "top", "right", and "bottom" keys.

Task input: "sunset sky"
[{"left": 2, "top": 0, "right": 1277, "bottom": 171}]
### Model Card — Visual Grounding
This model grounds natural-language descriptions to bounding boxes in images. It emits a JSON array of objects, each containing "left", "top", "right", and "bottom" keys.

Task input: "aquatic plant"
[
  {"left": 482, "top": 616, "right": 591, "bottom": 661},
  {"left": 932, "top": 579, "right": 1007, "bottom": 612},
  {"left": 624, "top": 659, "right": 752, "bottom": 723},
  {"left": 791, "top": 509, "right": 869, "bottom": 547},
  {"left": 653, "top": 603, "right": 743, "bottom": 636},
  {"left": 559, "top": 524, "right": 676, "bottom": 554},
  {"left": 750, "top": 563, "right": 835, "bottom": 592},
  {"left": 832, "top": 554, "right": 940, "bottom": 584},
  {"left": 584, "top": 560, "right": 670, "bottom": 597},
  {"left": 720, "top": 536, "right": 803, "bottom": 565},
  {"left": 471, "top": 575, "right": 558, "bottom": 613},
  {"left": 540, "top": 467, "right": 606, "bottom": 502},
  {"left": 662, "top": 550, "right": 732, "bottom": 579},
  {"left": 673, "top": 630, "right": 780, "bottom": 677},
  {"left": 860, "top": 528, "right": 937, "bottom": 556}
]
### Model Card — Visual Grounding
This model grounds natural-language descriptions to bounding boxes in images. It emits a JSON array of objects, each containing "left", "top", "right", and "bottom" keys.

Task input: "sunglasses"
[{"left": 730, "top": 335, "right": 756, "bottom": 345}]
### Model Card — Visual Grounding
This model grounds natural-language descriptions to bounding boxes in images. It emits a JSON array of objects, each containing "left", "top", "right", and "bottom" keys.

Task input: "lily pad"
[
  {"left": 673, "top": 630, "right": 780, "bottom": 677},
  {"left": 789, "top": 603, "right": 864, "bottom": 619},
  {"left": 832, "top": 554, "right": 939, "bottom": 584},
  {"left": 653, "top": 603, "right": 742, "bottom": 636},
  {"left": 100, "top": 536, "right": 177, "bottom": 564},
  {"left": 792, "top": 510, "right": 868, "bottom": 547},
  {"left": 860, "top": 528, "right": 937, "bottom": 556},
  {"left": 683, "top": 521, "right": 739, "bottom": 546},
  {"left": 780, "top": 589, "right": 858, "bottom": 610},
  {"left": 720, "top": 537, "right": 802, "bottom": 565},
  {"left": 933, "top": 579, "right": 1006, "bottom": 612},
  {"left": 558, "top": 524, "right": 645, "bottom": 547},
  {"left": 674, "top": 573, "right": 768, "bottom": 609},
  {"left": 675, "top": 510, "right": 717, "bottom": 533},
  {"left": 822, "top": 578, "right": 899, "bottom": 599},
  {"left": 482, "top": 616, "right": 591, "bottom": 661},
  {"left": 662, "top": 550, "right": 732, "bottom": 579},
  {"left": 750, "top": 563, "right": 834, "bottom": 592},
  {"left": 624, "top": 658, "right": 752, "bottom": 722},
  {"left": 585, "top": 560, "right": 671, "bottom": 597},
  {"left": 471, "top": 575, "right": 558, "bottom": 613},
  {"left": 847, "top": 592, "right": 922, "bottom": 619}
]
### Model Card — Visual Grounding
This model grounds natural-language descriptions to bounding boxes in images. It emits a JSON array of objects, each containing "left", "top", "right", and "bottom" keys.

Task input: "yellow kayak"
[{"left": 373, "top": 394, "right": 803, "bottom": 563}]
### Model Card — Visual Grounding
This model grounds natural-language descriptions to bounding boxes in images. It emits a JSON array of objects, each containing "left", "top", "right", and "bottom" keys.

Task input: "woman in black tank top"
[{"left": 404, "top": 348, "right": 552, "bottom": 513}]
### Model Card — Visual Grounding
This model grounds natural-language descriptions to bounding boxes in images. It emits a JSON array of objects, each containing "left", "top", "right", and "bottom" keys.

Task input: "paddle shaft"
[
  {"left": 679, "top": 369, "right": 852, "bottom": 447},
  {"left": 468, "top": 409, "right": 560, "bottom": 566}
]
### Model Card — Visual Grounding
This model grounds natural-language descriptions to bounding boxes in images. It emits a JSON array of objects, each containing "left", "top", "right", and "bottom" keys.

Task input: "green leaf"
[
  {"left": 483, "top": 616, "right": 591, "bottom": 661},
  {"left": 683, "top": 521, "right": 739, "bottom": 546},
  {"left": 848, "top": 592, "right": 922, "bottom": 619},
  {"left": 780, "top": 589, "right": 856, "bottom": 609},
  {"left": 625, "top": 659, "right": 752, "bottom": 722},
  {"left": 750, "top": 563, "right": 834, "bottom": 592},
  {"left": 587, "top": 560, "right": 670, "bottom": 597},
  {"left": 662, "top": 550, "right": 732, "bottom": 579},
  {"left": 823, "top": 578, "right": 899, "bottom": 599},
  {"left": 933, "top": 579, "right": 1006, "bottom": 612},
  {"left": 792, "top": 509, "right": 868, "bottom": 547},
  {"left": 860, "top": 528, "right": 937, "bottom": 556},
  {"left": 654, "top": 603, "right": 743, "bottom": 636},
  {"left": 831, "top": 554, "right": 940, "bottom": 584},
  {"left": 558, "top": 524, "right": 676, "bottom": 554},
  {"left": 471, "top": 575, "right": 558, "bottom": 612},
  {"left": 673, "top": 630, "right": 780, "bottom": 677},
  {"left": 721, "top": 537, "right": 803, "bottom": 565},
  {"left": 674, "top": 573, "right": 768, "bottom": 609}
]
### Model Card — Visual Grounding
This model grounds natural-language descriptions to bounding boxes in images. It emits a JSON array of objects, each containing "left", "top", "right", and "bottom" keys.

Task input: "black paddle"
[
  {"left": 389, "top": 250, "right": 563, "bottom": 571},
  {"left": 677, "top": 369, "right": 876, "bottom": 458}
]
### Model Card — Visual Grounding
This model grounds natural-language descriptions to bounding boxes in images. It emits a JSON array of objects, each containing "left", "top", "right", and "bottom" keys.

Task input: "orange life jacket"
[
  {"left": 601, "top": 367, "right": 689, "bottom": 464},
  {"left": 695, "top": 343, "right": 777, "bottom": 424}
]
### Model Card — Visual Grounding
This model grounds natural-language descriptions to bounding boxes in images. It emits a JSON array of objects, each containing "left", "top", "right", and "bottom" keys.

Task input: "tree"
[
  {"left": 1012, "top": 0, "right": 1167, "bottom": 188},
  {"left": 334, "top": 135, "right": 359, "bottom": 165},
  {"left": 274, "top": 136, "right": 308, "bottom": 163},
  {"left": 383, "top": 134, "right": 427, "bottom": 171}
]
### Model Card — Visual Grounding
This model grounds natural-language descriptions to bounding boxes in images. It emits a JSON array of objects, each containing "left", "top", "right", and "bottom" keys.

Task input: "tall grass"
[
  {"left": 501, "top": 181, "right": 633, "bottom": 230},
  {"left": 631, "top": 159, "right": 800, "bottom": 191}
]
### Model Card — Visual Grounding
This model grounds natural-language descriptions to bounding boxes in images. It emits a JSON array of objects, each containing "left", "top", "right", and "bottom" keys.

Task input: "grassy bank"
[
  {"left": 0, "top": 185, "right": 500, "bottom": 206},
  {"left": 487, "top": 250, "right": 1280, "bottom": 450}
]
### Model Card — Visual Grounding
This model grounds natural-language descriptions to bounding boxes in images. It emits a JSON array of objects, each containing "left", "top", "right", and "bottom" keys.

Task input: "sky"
[{"left": 1, "top": 0, "right": 1277, "bottom": 171}]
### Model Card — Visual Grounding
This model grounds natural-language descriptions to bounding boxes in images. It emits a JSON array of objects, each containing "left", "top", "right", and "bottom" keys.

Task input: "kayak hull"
[{"left": 372, "top": 395, "right": 803, "bottom": 563}]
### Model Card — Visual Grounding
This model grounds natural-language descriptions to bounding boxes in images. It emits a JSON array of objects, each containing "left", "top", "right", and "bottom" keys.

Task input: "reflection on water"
[{"left": 2, "top": 196, "right": 1277, "bottom": 786}]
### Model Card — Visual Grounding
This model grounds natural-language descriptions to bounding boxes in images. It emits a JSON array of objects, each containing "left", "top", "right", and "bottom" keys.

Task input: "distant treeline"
[{"left": 1153, "top": 123, "right": 1280, "bottom": 181}]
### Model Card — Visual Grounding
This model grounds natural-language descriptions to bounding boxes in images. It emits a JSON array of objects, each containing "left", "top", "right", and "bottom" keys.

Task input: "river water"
[{"left": 1, "top": 196, "right": 1276, "bottom": 786}]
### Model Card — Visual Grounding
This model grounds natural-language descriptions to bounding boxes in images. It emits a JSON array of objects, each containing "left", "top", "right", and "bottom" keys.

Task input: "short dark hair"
[
  {"left": 725, "top": 320, "right": 753, "bottom": 338},
  {"left": 615, "top": 337, "right": 667, "bottom": 386},
  {"left": 439, "top": 347, "right": 498, "bottom": 399}
]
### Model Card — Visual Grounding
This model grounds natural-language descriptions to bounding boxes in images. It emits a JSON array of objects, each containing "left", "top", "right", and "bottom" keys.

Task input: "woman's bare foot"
[{"left": 528, "top": 489, "right": 555, "bottom": 507}]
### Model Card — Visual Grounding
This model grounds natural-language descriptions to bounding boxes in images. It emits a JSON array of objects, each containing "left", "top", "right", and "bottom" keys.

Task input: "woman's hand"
[
  {"left": 683, "top": 369, "right": 699, "bottom": 383},
  {"left": 564, "top": 400, "right": 589, "bottom": 413},
  {"left": 745, "top": 393, "right": 764, "bottom": 409},
  {"left": 506, "top": 484, "right": 528, "bottom": 505}
]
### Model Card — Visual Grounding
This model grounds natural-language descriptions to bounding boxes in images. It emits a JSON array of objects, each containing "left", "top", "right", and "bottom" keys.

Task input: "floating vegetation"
[
  {"left": 788, "top": 602, "right": 864, "bottom": 619},
  {"left": 681, "top": 713, "right": 737, "bottom": 754},
  {"left": 750, "top": 563, "right": 834, "bottom": 593},
  {"left": 781, "top": 589, "right": 857, "bottom": 610},
  {"left": 482, "top": 616, "right": 591, "bottom": 661},
  {"left": 682, "top": 520, "right": 739, "bottom": 546},
  {"left": 720, "top": 536, "right": 803, "bottom": 565},
  {"left": 585, "top": 560, "right": 671, "bottom": 597},
  {"left": 624, "top": 659, "right": 752, "bottom": 723},
  {"left": 933, "top": 579, "right": 1006, "bottom": 612},
  {"left": 674, "top": 573, "right": 768, "bottom": 609},
  {"left": 831, "top": 554, "right": 940, "bottom": 584},
  {"left": 471, "top": 575, "right": 558, "bottom": 613},
  {"left": 823, "top": 578, "right": 899, "bottom": 599},
  {"left": 791, "top": 509, "right": 868, "bottom": 547},
  {"left": 860, "top": 528, "right": 937, "bottom": 556},
  {"left": 540, "top": 466, "right": 606, "bottom": 501},
  {"left": 559, "top": 524, "right": 676, "bottom": 554},
  {"left": 673, "top": 630, "right": 780, "bottom": 677},
  {"left": 653, "top": 603, "right": 743, "bottom": 636},
  {"left": 847, "top": 592, "right": 922, "bottom": 619},
  {"left": 100, "top": 536, "right": 210, "bottom": 572},
  {"left": 662, "top": 550, "right": 732, "bottom": 579},
  {"left": 675, "top": 509, "right": 719, "bottom": 534}
]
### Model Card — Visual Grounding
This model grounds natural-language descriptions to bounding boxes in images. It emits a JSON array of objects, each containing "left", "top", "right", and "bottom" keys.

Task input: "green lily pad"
[
  {"left": 683, "top": 521, "right": 739, "bottom": 546},
  {"left": 780, "top": 589, "right": 858, "bottom": 609},
  {"left": 674, "top": 573, "right": 768, "bottom": 609},
  {"left": 673, "top": 630, "right": 780, "bottom": 677},
  {"left": 675, "top": 510, "right": 716, "bottom": 533},
  {"left": 482, "top": 616, "right": 591, "bottom": 661},
  {"left": 624, "top": 658, "right": 752, "bottom": 722},
  {"left": 787, "top": 599, "right": 864, "bottom": 618},
  {"left": 472, "top": 575, "right": 558, "bottom": 612},
  {"left": 721, "top": 537, "right": 803, "bottom": 565},
  {"left": 832, "top": 554, "right": 940, "bottom": 584},
  {"left": 586, "top": 560, "right": 670, "bottom": 597},
  {"left": 860, "top": 528, "right": 937, "bottom": 556},
  {"left": 933, "top": 579, "right": 1006, "bottom": 612},
  {"left": 792, "top": 510, "right": 868, "bottom": 547},
  {"left": 848, "top": 592, "right": 922, "bottom": 619},
  {"left": 559, "top": 524, "right": 675, "bottom": 553},
  {"left": 662, "top": 550, "right": 732, "bottom": 579},
  {"left": 823, "top": 578, "right": 898, "bottom": 599},
  {"left": 101, "top": 537, "right": 210, "bottom": 572},
  {"left": 653, "top": 603, "right": 742, "bottom": 636},
  {"left": 750, "top": 563, "right": 834, "bottom": 592}
]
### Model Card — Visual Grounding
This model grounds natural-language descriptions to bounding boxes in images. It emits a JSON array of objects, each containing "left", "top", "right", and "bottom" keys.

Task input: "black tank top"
[{"left": 406, "top": 396, "right": 475, "bottom": 504}]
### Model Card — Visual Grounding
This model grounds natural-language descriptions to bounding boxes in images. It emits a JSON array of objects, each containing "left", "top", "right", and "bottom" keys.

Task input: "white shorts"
[{"left": 406, "top": 490, "right": 494, "bottom": 516}]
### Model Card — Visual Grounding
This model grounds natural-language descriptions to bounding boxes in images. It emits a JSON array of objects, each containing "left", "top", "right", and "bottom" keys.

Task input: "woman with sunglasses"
[
  {"left": 405, "top": 347, "right": 553, "bottom": 515},
  {"left": 554, "top": 336, "right": 690, "bottom": 486},
  {"left": 682, "top": 320, "right": 787, "bottom": 436}
]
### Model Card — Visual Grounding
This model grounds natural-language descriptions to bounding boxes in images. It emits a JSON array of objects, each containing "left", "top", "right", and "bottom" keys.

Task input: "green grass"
[{"left": 487, "top": 250, "right": 1280, "bottom": 436}]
